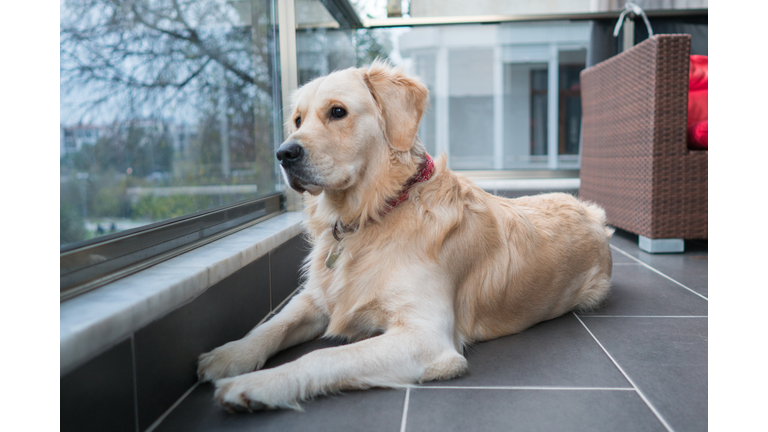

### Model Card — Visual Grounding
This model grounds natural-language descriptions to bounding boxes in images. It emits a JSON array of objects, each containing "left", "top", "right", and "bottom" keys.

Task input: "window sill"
[
  {"left": 471, "top": 177, "right": 580, "bottom": 192},
  {"left": 60, "top": 211, "right": 305, "bottom": 376}
]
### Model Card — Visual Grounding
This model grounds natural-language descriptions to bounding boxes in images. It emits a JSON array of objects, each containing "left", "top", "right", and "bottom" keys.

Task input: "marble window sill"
[
  {"left": 60, "top": 211, "right": 305, "bottom": 376},
  {"left": 472, "top": 178, "right": 580, "bottom": 192}
]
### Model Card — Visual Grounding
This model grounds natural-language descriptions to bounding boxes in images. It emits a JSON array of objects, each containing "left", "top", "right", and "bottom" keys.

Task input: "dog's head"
[{"left": 276, "top": 59, "right": 428, "bottom": 196}]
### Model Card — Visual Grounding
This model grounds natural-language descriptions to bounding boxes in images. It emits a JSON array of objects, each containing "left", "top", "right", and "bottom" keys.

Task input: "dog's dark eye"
[
  {"left": 295, "top": 117, "right": 301, "bottom": 128},
  {"left": 331, "top": 107, "right": 347, "bottom": 119}
]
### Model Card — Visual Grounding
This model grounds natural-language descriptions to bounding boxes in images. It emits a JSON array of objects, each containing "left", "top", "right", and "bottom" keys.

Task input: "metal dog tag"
[
  {"left": 325, "top": 251, "right": 340, "bottom": 269},
  {"left": 326, "top": 242, "right": 343, "bottom": 269}
]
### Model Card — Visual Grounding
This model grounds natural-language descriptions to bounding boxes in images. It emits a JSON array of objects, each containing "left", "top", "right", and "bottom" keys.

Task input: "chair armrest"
[{"left": 580, "top": 34, "right": 691, "bottom": 159}]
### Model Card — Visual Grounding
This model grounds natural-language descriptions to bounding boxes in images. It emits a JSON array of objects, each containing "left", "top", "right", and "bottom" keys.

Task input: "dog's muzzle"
[{"left": 276, "top": 141, "right": 312, "bottom": 193}]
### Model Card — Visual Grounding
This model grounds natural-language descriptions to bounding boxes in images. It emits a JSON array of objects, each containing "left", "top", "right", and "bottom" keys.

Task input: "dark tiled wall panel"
[
  {"left": 133, "top": 255, "right": 271, "bottom": 431},
  {"left": 60, "top": 233, "right": 313, "bottom": 432},
  {"left": 60, "top": 338, "right": 136, "bottom": 432},
  {"left": 269, "top": 234, "right": 311, "bottom": 308}
]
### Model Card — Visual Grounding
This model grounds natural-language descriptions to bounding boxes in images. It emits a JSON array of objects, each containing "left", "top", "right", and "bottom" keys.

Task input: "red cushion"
[
  {"left": 687, "top": 55, "right": 708, "bottom": 150},
  {"left": 687, "top": 120, "right": 708, "bottom": 150},
  {"left": 688, "top": 88, "right": 708, "bottom": 126},
  {"left": 689, "top": 55, "right": 708, "bottom": 92}
]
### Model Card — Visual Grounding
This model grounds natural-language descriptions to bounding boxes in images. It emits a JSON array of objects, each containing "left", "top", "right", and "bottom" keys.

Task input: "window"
[
  {"left": 530, "top": 62, "right": 586, "bottom": 159},
  {"left": 60, "top": 0, "right": 284, "bottom": 247},
  {"left": 60, "top": 0, "right": 285, "bottom": 298}
]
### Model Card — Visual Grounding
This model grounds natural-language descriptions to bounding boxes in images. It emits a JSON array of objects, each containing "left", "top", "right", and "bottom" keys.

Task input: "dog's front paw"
[
  {"left": 197, "top": 341, "right": 266, "bottom": 383},
  {"left": 214, "top": 370, "right": 302, "bottom": 413}
]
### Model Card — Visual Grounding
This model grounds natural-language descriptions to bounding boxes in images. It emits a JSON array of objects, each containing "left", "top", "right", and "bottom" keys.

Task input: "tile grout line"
[
  {"left": 399, "top": 387, "right": 410, "bottom": 432},
  {"left": 577, "top": 315, "right": 708, "bottom": 318},
  {"left": 144, "top": 382, "right": 200, "bottom": 432},
  {"left": 414, "top": 386, "right": 635, "bottom": 391},
  {"left": 131, "top": 335, "right": 139, "bottom": 432},
  {"left": 268, "top": 251, "right": 273, "bottom": 311},
  {"left": 610, "top": 245, "right": 708, "bottom": 301},
  {"left": 573, "top": 312, "right": 675, "bottom": 432},
  {"left": 252, "top": 283, "right": 305, "bottom": 328},
  {"left": 274, "top": 283, "right": 304, "bottom": 313}
]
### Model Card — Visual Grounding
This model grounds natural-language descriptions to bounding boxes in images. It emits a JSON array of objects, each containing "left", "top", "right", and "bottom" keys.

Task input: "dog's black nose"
[{"left": 276, "top": 142, "right": 304, "bottom": 164}]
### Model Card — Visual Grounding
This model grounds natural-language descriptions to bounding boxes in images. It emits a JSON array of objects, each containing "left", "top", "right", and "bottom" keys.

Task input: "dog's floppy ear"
[{"left": 363, "top": 59, "right": 428, "bottom": 152}]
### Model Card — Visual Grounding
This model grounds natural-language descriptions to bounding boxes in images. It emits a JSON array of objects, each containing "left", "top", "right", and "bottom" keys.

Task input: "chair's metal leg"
[{"left": 638, "top": 235, "right": 684, "bottom": 253}]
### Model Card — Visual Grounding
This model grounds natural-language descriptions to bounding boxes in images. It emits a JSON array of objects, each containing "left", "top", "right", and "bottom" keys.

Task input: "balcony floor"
[{"left": 154, "top": 229, "right": 707, "bottom": 432}]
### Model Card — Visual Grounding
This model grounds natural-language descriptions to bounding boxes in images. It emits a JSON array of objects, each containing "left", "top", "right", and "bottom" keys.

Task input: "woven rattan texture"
[{"left": 579, "top": 34, "right": 708, "bottom": 240}]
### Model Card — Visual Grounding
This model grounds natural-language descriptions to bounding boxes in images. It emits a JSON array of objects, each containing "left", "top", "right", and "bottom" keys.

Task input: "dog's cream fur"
[{"left": 197, "top": 60, "right": 613, "bottom": 412}]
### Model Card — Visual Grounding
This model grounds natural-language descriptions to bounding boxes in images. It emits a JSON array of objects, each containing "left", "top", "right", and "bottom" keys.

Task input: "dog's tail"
[
  {"left": 573, "top": 200, "right": 613, "bottom": 313},
  {"left": 583, "top": 200, "right": 614, "bottom": 240},
  {"left": 573, "top": 269, "right": 612, "bottom": 313}
]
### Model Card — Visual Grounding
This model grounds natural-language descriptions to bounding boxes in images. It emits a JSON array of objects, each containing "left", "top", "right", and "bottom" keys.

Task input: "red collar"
[
  {"left": 332, "top": 154, "right": 435, "bottom": 240},
  {"left": 384, "top": 154, "right": 435, "bottom": 212}
]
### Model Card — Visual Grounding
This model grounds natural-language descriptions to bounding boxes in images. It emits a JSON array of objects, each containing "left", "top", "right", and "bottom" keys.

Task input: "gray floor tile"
[
  {"left": 153, "top": 337, "right": 358, "bottom": 431},
  {"left": 610, "top": 230, "right": 708, "bottom": 298},
  {"left": 262, "top": 337, "right": 348, "bottom": 370},
  {"left": 428, "top": 313, "right": 629, "bottom": 388},
  {"left": 405, "top": 388, "right": 666, "bottom": 432},
  {"left": 155, "top": 385, "right": 405, "bottom": 432},
  {"left": 581, "top": 264, "right": 708, "bottom": 316},
  {"left": 580, "top": 317, "right": 707, "bottom": 432},
  {"left": 612, "top": 247, "right": 638, "bottom": 264}
]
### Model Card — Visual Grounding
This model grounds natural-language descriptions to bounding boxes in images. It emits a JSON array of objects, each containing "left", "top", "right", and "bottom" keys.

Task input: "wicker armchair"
[{"left": 579, "top": 34, "right": 707, "bottom": 253}]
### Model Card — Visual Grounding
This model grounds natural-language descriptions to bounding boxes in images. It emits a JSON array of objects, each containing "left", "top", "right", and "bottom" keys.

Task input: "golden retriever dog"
[{"left": 197, "top": 59, "right": 613, "bottom": 412}]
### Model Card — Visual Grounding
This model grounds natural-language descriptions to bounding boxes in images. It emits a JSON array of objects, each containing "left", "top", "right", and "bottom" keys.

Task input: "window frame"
[{"left": 60, "top": 193, "right": 285, "bottom": 301}]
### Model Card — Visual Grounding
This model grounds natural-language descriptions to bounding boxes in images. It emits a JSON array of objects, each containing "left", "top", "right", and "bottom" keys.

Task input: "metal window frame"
[
  {"left": 318, "top": 0, "right": 363, "bottom": 28},
  {"left": 60, "top": 194, "right": 285, "bottom": 301},
  {"left": 361, "top": 8, "right": 708, "bottom": 28}
]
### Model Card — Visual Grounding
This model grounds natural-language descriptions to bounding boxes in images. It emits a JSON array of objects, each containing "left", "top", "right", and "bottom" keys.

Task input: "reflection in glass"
[
  {"left": 293, "top": 16, "right": 589, "bottom": 172},
  {"left": 60, "top": 0, "right": 282, "bottom": 245}
]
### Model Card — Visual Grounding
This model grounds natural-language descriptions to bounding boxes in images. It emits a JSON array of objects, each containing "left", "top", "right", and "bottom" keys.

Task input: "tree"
[
  {"left": 60, "top": 0, "right": 276, "bottom": 121},
  {"left": 60, "top": 0, "right": 281, "bottom": 180}
]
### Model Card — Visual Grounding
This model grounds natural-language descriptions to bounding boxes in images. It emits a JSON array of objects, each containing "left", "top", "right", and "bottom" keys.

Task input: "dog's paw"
[
  {"left": 197, "top": 341, "right": 266, "bottom": 383},
  {"left": 419, "top": 351, "right": 468, "bottom": 383},
  {"left": 214, "top": 371, "right": 302, "bottom": 413}
]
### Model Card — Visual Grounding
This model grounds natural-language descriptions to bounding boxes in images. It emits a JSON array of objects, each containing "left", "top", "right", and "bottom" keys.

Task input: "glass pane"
[
  {"left": 296, "top": 0, "right": 339, "bottom": 28},
  {"left": 564, "top": 95, "right": 582, "bottom": 155},
  {"left": 530, "top": 91, "right": 549, "bottom": 157},
  {"left": 294, "top": 6, "right": 589, "bottom": 172},
  {"left": 60, "top": 0, "right": 282, "bottom": 246},
  {"left": 448, "top": 49, "right": 494, "bottom": 169}
]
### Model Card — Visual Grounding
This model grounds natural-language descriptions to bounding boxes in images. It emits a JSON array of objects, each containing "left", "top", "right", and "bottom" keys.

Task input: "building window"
[
  {"left": 530, "top": 69, "right": 549, "bottom": 157},
  {"left": 530, "top": 64, "right": 585, "bottom": 157},
  {"left": 559, "top": 64, "right": 584, "bottom": 156}
]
